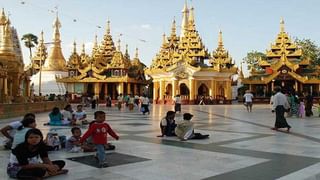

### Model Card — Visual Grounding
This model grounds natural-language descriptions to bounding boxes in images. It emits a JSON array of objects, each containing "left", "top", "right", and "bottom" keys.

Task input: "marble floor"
[{"left": 1, "top": 104, "right": 320, "bottom": 180}]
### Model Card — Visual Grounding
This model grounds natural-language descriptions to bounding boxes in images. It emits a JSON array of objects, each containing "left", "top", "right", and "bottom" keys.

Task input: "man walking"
[{"left": 272, "top": 86, "right": 291, "bottom": 132}]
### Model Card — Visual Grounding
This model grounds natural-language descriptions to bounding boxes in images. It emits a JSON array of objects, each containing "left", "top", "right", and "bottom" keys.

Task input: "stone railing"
[{"left": 0, "top": 101, "right": 67, "bottom": 119}]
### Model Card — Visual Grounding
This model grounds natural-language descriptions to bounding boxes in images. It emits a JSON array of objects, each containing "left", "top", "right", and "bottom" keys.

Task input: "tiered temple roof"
[
  {"left": 58, "top": 20, "right": 146, "bottom": 83},
  {"left": 147, "top": 2, "right": 236, "bottom": 74},
  {"left": 243, "top": 19, "right": 320, "bottom": 84}
]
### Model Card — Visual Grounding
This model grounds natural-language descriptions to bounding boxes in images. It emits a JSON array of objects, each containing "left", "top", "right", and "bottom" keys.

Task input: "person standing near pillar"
[{"left": 271, "top": 86, "right": 291, "bottom": 132}]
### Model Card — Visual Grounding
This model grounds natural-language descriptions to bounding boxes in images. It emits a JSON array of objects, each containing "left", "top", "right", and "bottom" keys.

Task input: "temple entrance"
[
  {"left": 218, "top": 86, "right": 225, "bottom": 97},
  {"left": 180, "top": 83, "right": 189, "bottom": 99},
  {"left": 274, "top": 80, "right": 295, "bottom": 93},
  {"left": 87, "top": 83, "right": 94, "bottom": 97},
  {"left": 198, "top": 84, "right": 209, "bottom": 96},
  {"left": 100, "top": 84, "right": 105, "bottom": 100},
  {"left": 166, "top": 84, "right": 172, "bottom": 97}
]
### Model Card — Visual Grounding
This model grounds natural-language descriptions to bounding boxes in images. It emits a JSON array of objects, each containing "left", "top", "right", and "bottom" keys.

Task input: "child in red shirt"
[{"left": 80, "top": 111, "right": 119, "bottom": 168}]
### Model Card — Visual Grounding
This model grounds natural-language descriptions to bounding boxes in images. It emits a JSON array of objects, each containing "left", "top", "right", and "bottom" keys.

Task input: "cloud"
[
  {"left": 141, "top": 24, "right": 151, "bottom": 30},
  {"left": 140, "top": 24, "right": 152, "bottom": 30}
]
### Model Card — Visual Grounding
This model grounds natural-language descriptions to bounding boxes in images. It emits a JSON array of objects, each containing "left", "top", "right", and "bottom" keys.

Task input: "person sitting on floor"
[
  {"left": 0, "top": 113, "right": 35, "bottom": 149},
  {"left": 175, "top": 113, "right": 209, "bottom": 141},
  {"left": 72, "top": 104, "right": 88, "bottom": 125},
  {"left": 47, "top": 107, "right": 68, "bottom": 126},
  {"left": 158, "top": 111, "right": 177, "bottom": 137},
  {"left": 66, "top": 127, "right": 95, "bottom": 153},
  {"left": 7, "top": 128, "right": 68, "bottom": 179},
  {"left": 61, "top": 104, "right": 74, "bottom": 125},
  {"left": 11, "top": 117, "right": 37, "bottom": 149}
]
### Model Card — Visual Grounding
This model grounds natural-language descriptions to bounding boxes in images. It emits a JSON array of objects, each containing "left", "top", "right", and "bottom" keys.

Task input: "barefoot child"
[
  {"left": 66, "top": 127, "right": 95, "bottom": 153},
  {"left": 80, "top": 111, "right": 119, "bottom": 168}
]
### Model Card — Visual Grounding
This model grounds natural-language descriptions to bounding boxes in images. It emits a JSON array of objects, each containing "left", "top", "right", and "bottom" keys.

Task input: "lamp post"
[{"left": 38, "top": 42, "right": 53, "bottom": 96}]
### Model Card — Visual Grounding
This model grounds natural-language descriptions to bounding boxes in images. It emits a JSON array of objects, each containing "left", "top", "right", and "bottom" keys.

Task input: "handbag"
[{"left": 140, "top": 107, "right": 145, "bottom": 112}]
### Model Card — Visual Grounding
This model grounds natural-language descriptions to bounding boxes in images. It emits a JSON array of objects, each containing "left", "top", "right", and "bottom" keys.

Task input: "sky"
[{"left": 2, "top": 0, "right": 320, "bottom": 75}]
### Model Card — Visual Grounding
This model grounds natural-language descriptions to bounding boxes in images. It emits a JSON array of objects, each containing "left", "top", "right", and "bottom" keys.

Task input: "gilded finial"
[
  {"left": 40, "top": 30, "right": 44, "bottom": 43},
  {"left": 181, "top": 0, "right": 189, "bottom": 37},
  {"left": 218, "top": 30, "right": 223, "bottom": 47},
  {"left": 106, "top": 20, "right": 111, "bottom": 35},
  {"left": 0, "top": 8, "right": 7, "bottom": 25},
  {"left": 171, "top": 17, "right": 176, "bottom": 36},
  {"left": 280, "top": 17, "right": 285, "bottom": 33},
  {"left": 117, "top": 38, "right": 121, "bottom": 51},
  {"left": 135, "top": 47, "right": 139, "bottom": 58},
  {"left": 82, "top": 43, "right": 85, "bottom": 54},
  {"left": 162, "top": 33, "right": 166, "bottom": 44},
  {"left": 188, "top": 6, "right": 195, "bottom": 25},
  {"left": 73, "top": 40, "right": 77, "bottom": 53}
]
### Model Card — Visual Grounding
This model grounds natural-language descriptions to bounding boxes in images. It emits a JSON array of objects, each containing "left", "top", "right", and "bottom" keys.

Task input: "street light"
[{"left": 38, "top": 42, "right": 54, "bottom": 96}]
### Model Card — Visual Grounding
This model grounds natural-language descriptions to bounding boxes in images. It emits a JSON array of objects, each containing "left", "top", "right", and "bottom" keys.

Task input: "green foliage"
[
  {"left": 21, "top": 33, "right": 38, "bottom": 58},
  {"left": 294, "top": 38, "right": 320, "bottom": 65},
  {"left": 242, "top": 51, "right": 266, "bottom": 70}
]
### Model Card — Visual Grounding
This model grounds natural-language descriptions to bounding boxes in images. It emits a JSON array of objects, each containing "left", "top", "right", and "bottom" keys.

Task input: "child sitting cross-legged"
[
  {"left": 80, "top": 111, "right": 119, "bottom": 168},
  {"left": 66, "top": 127, "right": 95, "bottom": 153}
]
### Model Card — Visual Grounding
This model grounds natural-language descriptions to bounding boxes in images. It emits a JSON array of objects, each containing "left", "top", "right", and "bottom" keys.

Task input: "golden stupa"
[{"left": 0, "top": 9, "right": 31, "bottom": 103}]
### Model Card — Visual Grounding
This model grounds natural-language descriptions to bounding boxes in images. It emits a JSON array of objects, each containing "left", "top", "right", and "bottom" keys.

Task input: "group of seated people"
[
  {"left": 1, "top": 109, "right": 120, "bottom": 178},
  {"left": 47, "top": 104, "right": 88, "bottom": 126},
  {"left": 158, "top": 111, "right": 209, "bottom": 141},
  {"left": 1, "top": 113, "right": 68, "bottom": 179}
]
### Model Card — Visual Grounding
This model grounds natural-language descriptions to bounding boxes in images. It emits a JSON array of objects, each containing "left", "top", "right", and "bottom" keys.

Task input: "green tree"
[
  {"left": 294, "top": 38, "right": 320, "bottom": 65},
  {"left": 243, "top": 51, "right": 266, "bottom": 70},
  {"left": 21, "top": 33, "right": 38, "bottom": 59}
]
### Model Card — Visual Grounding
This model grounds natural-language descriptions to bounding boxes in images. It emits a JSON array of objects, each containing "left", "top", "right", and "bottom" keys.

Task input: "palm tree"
[{"left": 21, "top": 33, "right": 38, "bottom": 59}]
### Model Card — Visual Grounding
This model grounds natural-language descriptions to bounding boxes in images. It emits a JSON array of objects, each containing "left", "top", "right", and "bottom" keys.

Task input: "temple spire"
[
  {"left": 73, "top": 40, "right": 77, "bottom": 53},
  {"left": 0, "top": 8, "right": 6, "bottom": 25},
  {"left": 170, "top": 17, "right": 176, "bottom": 36},
  {"left": 188, "top": 6, "right": 195, "bottom": 30},
  {"left": 44, "top": 12, "right": 66, "bottom": 71},
  {"left": 106, "top": 20, "right": 110, "bottom": 35},
  {"left": 135, "top": 47, "right": 139, "bottom": 59},
  {"left": 0, "top": 18, "right": 14, "bottom": 53},
  {"left": 93, "top": 34, "right": 98, "bottom": 48},
  {"left": 218, "top": 30, "right": 224, "bottom": 48},
  {"left": 180, "top": 0, "right": 189, "bottom": 37},
  {"left": 124, "top": 44, "right": 130, "bottom": 59},
  {"left": 117, "top": 38, "right": 121, "bottom": 51},
  {"left": 280, "top": 17, "right": 285, "bottom": 33},
  {"left": 81, "top": 43, "right": 85, "bottom": 54}
]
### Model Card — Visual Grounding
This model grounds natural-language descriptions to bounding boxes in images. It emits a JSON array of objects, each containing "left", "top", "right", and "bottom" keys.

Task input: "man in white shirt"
[
  {"left": 243, "top": 90, "right": 254, "bottom": 112},
  {"left": 272, "top": 86, "right": 291, "bottom": 132}
]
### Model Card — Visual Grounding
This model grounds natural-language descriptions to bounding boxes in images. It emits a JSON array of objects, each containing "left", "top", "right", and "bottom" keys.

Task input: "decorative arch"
[
  {"left": 198, "top": 83, "right": 209, "bottom": 96},
  {"left": 180, "top": 83, "right": 189, "bottom": 96},
  {"left": 165, "top": 83, "right": 172, "bottom": 97},
  {"left": 218, "top": 85, "right": 225, "bottom": 97}
]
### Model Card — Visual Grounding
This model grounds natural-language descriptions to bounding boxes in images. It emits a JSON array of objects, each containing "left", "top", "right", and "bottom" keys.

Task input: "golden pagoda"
[
  {"left": 242, "top": 19, "right": 320, "bottom": 96},
  {"left": 30, "top": 13, "right": 68, "bottom": 95},
  {"left": 145, "top": 3, "right": 237, "bottom": 104},
  {"left": 57, "top": 20, "right": 147, "bottom": 100},
  {"left": 0, "top": 9, "right": 31, "bottom": 103}
]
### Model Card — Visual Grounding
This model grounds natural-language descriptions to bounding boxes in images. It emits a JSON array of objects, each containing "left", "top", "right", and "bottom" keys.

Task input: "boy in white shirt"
[{"left": 72, "top": 105, "right": 88, "bottom": 125}]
